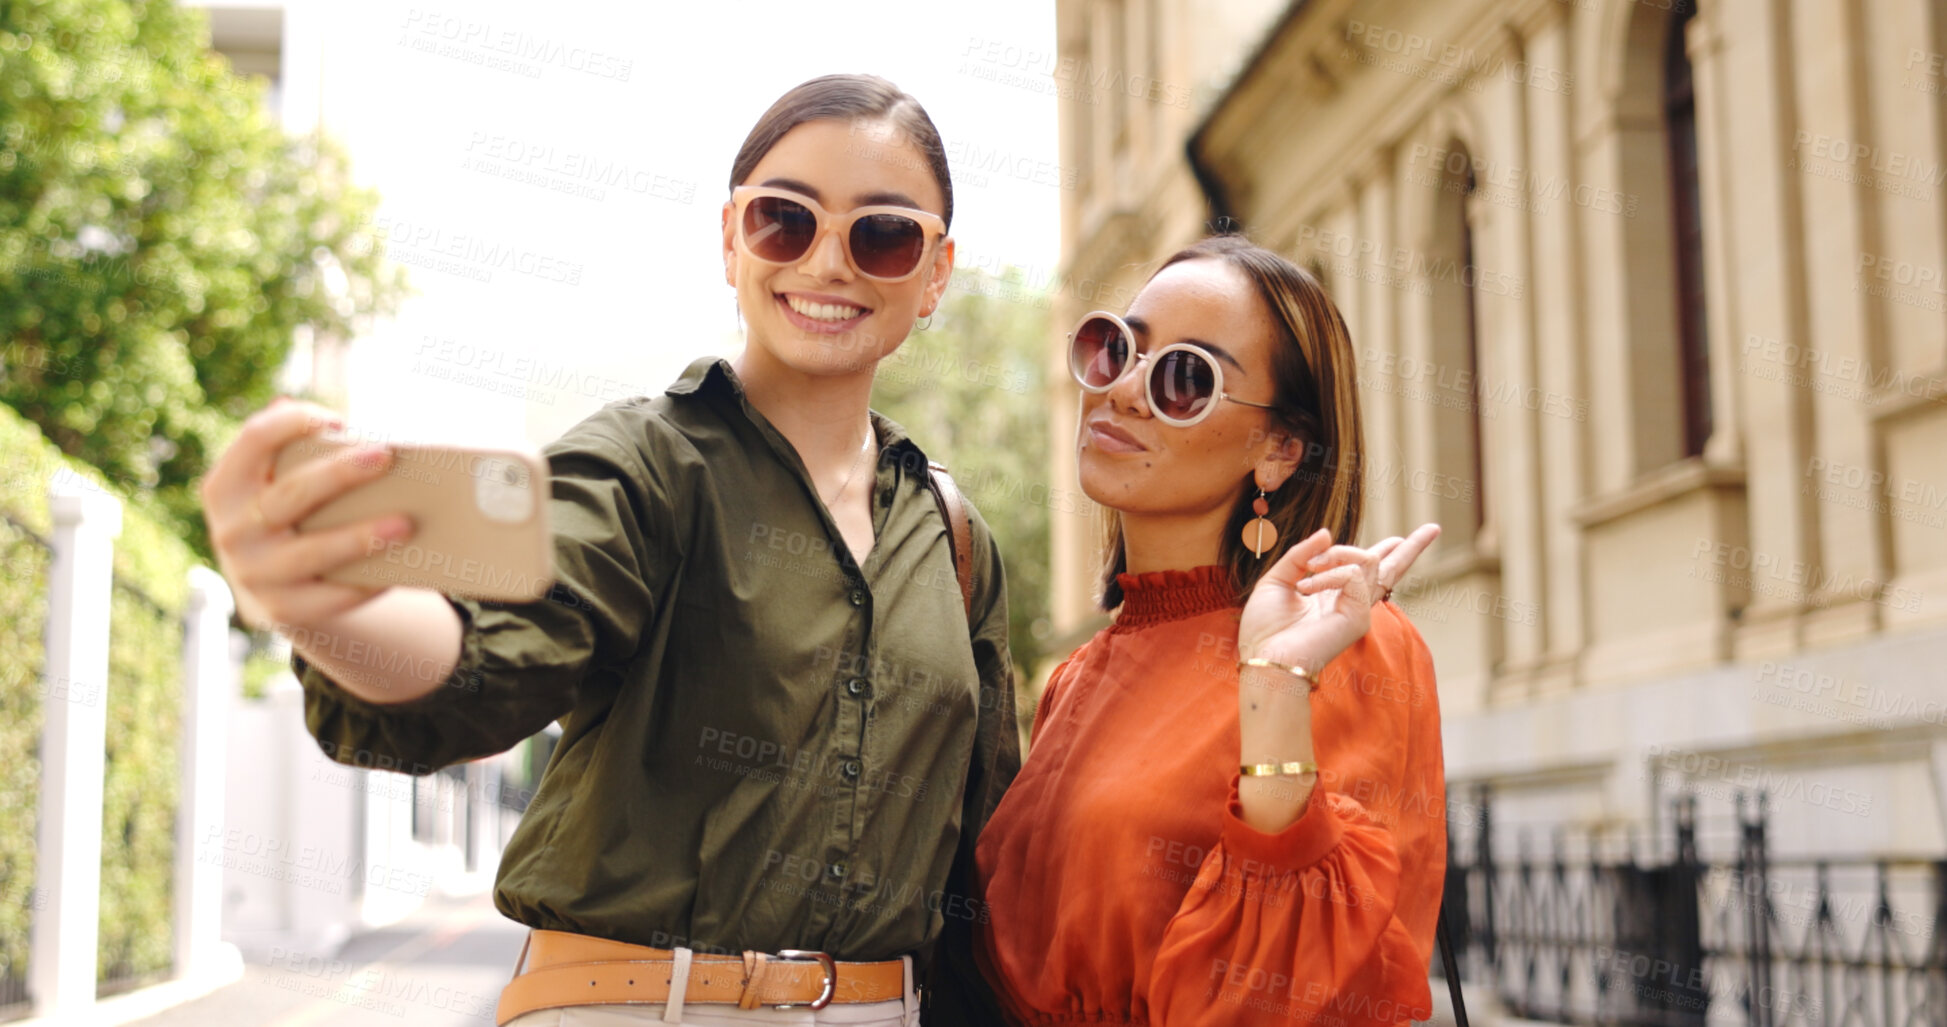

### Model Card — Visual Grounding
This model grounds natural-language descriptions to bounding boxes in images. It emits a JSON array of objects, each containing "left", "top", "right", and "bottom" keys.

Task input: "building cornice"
[
  {"left": 1570, "top": 456, "right": 1748, "bottom": 529},
  {"left": 1184, "top": 0, "right": 1316, "bottom": 221}
]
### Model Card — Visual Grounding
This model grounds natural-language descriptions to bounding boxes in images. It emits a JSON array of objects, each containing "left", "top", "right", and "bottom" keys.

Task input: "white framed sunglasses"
[
  {"left": 730, "top": 185, "right": 946, "bottom": 282},
  {"left": 1067, "top": 310, "right": 1276, "bottom": 427}
]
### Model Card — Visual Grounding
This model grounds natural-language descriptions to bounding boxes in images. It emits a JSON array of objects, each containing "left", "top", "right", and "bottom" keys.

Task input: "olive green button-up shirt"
[{"left": 294, "top": 358, "right": 1019, "bottom": 1009}]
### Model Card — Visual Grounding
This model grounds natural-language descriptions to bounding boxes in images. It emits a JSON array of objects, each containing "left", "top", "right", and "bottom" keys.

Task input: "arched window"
[
  {"left": 1664, "top": 5, "right": 1710, "bottom": 457},
  {"left": 1459, "top": 164, "right": 1486, "bottom": 531},
  {"left": 1425, "top": 143, "right": 1488, "bottom": 544}
]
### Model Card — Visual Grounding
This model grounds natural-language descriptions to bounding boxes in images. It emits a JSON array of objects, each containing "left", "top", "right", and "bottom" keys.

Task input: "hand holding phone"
[{"left": 271, "top": 432, "right": 555, "bottom": 602}]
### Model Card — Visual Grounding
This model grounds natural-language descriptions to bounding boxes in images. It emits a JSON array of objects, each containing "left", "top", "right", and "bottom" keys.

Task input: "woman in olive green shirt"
[{"left": 200, "top": 75, "right": 1017, "bottom": 1026}]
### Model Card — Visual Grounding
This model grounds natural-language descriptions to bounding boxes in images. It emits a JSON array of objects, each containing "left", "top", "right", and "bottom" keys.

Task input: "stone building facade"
[{"left": 1044, "top": 0, "right": 1947, "bottom": 889}]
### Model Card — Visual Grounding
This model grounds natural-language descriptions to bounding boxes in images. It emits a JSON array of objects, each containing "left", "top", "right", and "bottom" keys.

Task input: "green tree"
[
  {"left": 872, "top": 267, "right": 1053, "bottom": 677},
  {"left": 0, "top": 0, "right": 405, "bottom": 558}
]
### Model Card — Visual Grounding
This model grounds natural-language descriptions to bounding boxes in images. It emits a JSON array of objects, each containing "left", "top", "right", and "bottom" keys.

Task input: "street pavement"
[{"left": 127, "top": 891, "right": 524, "bottom": 1027}]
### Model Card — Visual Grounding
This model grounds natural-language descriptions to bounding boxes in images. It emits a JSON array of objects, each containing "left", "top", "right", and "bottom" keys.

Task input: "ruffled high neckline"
[{"left": 1111, "top": 564, "right": 1238, "bottom": 631}]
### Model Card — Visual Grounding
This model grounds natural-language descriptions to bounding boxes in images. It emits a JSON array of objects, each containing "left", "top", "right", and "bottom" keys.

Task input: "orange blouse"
[{"left": 973, "top": 565, "right": 1447, "bottom": 1027}]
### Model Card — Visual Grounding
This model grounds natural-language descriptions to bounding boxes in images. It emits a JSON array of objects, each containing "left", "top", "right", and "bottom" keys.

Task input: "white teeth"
[{"left": 785, "top": 295, "right": 865, "bottom": 321}]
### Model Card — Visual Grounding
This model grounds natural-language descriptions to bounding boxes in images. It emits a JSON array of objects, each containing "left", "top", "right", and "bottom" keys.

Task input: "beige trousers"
[{"left": 503, "top": 952, "right": 919, "bottom": 1027}]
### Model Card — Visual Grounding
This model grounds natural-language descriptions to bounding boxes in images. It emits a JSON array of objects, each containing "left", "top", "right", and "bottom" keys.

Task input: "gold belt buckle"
[{"left": 771, "top": 949, "right": 838, "bottom": 1010}]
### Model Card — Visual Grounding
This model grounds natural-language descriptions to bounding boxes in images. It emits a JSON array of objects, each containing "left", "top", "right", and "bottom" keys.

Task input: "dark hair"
[
  {"left": 728, "top": 74, "right": 954, "bottom": 230},
  {"left": 1098, "top": 234, "right": 1365, "bottom": 610}
]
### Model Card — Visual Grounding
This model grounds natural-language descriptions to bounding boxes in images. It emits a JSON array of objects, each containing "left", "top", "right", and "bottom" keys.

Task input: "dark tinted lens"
[
  {"left": 742, "top": 196, "right": 818, "bottom": 263},
  {"left": 1150, "top": 349, "right": 1216, "bottom": 421},
  {"left": 1071, "top": 317, "right": 1130, "bottom": 388},
  {"left": 849, "top": 214, "right": 927, "bottom": 278}
]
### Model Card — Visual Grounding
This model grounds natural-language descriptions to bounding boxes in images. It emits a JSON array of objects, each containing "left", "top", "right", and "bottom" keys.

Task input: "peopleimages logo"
[
  {"left": 364, "top": 215, "right": 585, "bottom": 286},
  {"left": 461, "top": 132, "right": 695, "bottom": 204},
  {"left": 1289, "top": 223, "right": 1525, "bottom": 298},
  {"left": 1642, "top": 744, "right": 1873, "bottom": 816},
  {"left": 943, "top": 139, "right": 1076, "bottom": 191},
  {"left": 1753, "top": 660, "right": 1947, "bottom": 728},
  {"left": 959, "top": 36, "right": 1198, "bottom": 109},
  {"left": 1341, "top": 20, "right": 1574, "bottom": 95},
  {"left": 1792, "top": 132, "right": 1947, "bottom": 186},
  {"left": 412, "top": 335, "right": 646, "bottom": 405},
  {"left": 399, "top": 9, "right": 633, "bottom": 81},
  {"left": 1405, "top": 144, "right": 1637, "bottom": 217},
  {"left": 1739, "top": 333, "right": 1947, "bottom": 402},
  {"left": 1688, "top": 538, "right": 1924, "bottom": 611}
]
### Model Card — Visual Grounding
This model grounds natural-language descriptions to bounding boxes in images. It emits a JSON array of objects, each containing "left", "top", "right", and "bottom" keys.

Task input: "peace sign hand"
[
  {"left": 1237, "top": 529, "right": 1375, "bottom": 675},
  {"left": 1236, "top": 523, "right": 1441, "bottom": 675}
]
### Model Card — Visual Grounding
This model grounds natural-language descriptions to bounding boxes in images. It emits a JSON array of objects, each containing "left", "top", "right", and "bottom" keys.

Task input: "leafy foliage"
[
  {"left": 98, "top": 486, "right": 192, "bottom": 987},
  {"left": 0, "top": 517, "right": 47, "bottom": 995},
  {"left": 0, "top": 0, "right": 406, "bottom": 560},
  {"left": 98, "top": 581, "right": 182, "bottom": 988},
  {"left": 872, "top": 268, "right": 1054, "bottom": 674},
  {"left": 0, "top": 400, "right": 197, "bottom": 990}
]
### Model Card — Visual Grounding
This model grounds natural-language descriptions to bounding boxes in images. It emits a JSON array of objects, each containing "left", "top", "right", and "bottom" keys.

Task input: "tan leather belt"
[{"left": 494, "top": 929, "right": 907, "bottom": 1024}]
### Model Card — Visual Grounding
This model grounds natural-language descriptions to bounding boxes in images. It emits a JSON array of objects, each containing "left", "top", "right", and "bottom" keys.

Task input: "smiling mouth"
[{"left": 782, "top": 294, "right": 868, "bottom": 322}]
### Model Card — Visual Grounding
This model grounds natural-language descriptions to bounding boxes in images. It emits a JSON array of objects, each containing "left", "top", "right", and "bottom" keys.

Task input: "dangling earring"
[
  {"left": 1242, "top": 486, "right": 1279, "bottom": 557},
  {"left": 915, "top": 314, "right": 934, "bottom": 332}
]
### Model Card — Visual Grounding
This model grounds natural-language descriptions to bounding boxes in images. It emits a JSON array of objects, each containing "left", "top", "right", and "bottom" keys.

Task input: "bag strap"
[
  {"left": 1437, "top": 903, "right": 1469, "bottom": 1027},
  {"left": 925, "top": 461, "right": 975, "bottom": 623}
]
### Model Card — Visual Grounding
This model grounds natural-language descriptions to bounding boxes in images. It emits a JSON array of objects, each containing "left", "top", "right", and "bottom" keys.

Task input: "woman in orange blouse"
[{"left": 973, "top": 236, "right": 1447, "bottom": 1027}]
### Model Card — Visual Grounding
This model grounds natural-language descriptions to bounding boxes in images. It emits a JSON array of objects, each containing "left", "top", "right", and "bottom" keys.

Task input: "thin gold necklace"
[{"left": 821, "top": 422, "right": 876, "bottom": 509}]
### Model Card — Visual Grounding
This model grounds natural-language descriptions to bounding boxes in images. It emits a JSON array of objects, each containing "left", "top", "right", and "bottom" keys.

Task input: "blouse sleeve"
[
  {"left": 295, "top": 415, "right": 677, "bottom": 774},
  {"left": 1145, "top": 606, "right": 1447, "bottom": 1027},
  {"left": 1025, "top": 646, "right": 1086, "bottom": 752}
]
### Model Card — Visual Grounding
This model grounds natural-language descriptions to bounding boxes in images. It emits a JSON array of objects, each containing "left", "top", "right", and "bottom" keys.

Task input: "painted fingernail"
[
  {"left": 375, "top": 515, "right": 413, "bottom": 540},
  {"left": 353, "top": 445, "right": 391, "bottom": 470}
]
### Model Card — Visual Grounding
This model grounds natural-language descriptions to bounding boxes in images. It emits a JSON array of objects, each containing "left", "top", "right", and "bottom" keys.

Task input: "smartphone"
[{"left": 271, "top": 432, "right": 555, "bottom": 602}]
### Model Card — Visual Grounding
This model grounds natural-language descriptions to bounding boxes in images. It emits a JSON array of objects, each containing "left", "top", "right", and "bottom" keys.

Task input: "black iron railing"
[{"left": 1443, "top": 789, "right": 1947, "bottom": 1027}]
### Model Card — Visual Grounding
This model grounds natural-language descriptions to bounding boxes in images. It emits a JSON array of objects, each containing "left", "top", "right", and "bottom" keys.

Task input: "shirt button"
[
  {"left": 841, "top": 759, "right": 862, "bottom": 780},
  {"left": 845, "top": 678, "right": 869, "bottom": 698},
  {"left": 848, "top": 589, "right": 867, "bottom": 607},
  {"left": 828, "top": 863, "right": 847, "bottom": 879}
]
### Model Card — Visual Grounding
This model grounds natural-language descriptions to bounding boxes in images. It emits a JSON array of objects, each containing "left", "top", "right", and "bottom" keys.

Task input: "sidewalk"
[{"left": 125, "top": 891, "right": 524, "bottom": 1027}]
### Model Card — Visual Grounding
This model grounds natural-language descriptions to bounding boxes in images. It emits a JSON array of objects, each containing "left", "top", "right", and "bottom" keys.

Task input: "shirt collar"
[{"left": 666, "top": 356, "right": 932, "bottom": 469}]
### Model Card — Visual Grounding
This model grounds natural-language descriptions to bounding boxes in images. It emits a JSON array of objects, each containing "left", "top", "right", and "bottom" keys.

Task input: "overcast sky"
[{"left": 293, "top": 0, "right": 1062, "bottom": 447}]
